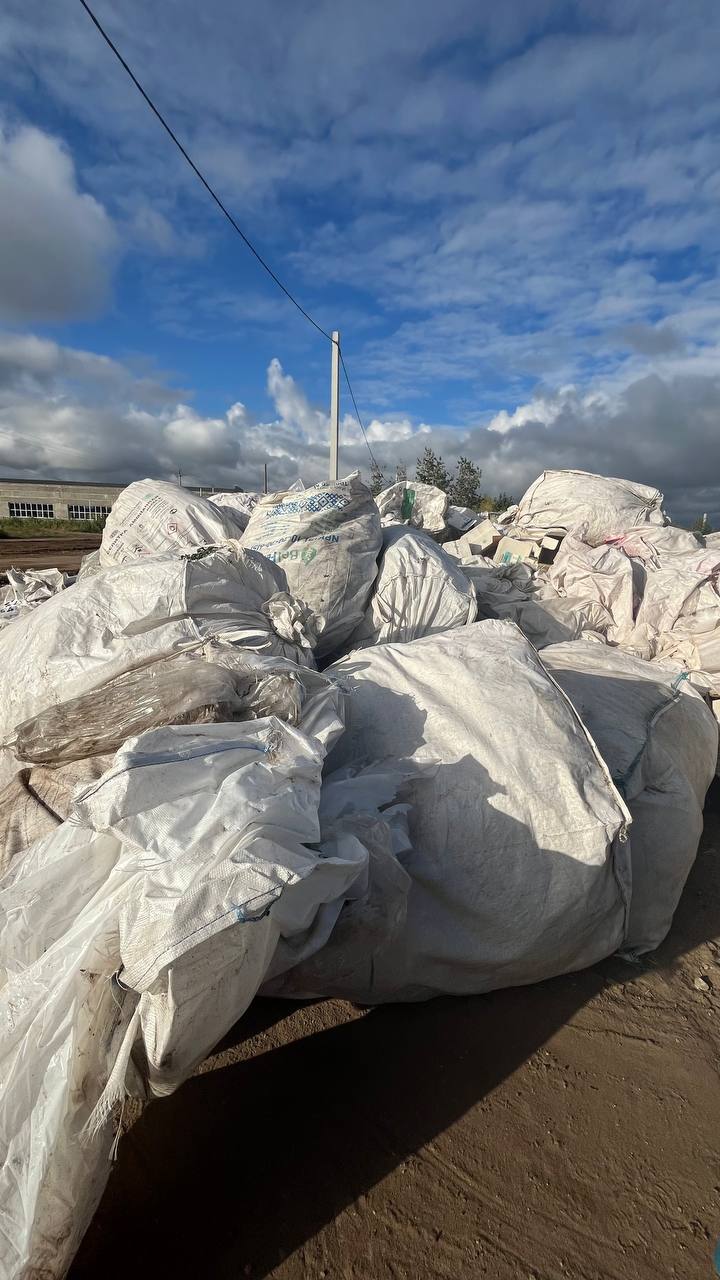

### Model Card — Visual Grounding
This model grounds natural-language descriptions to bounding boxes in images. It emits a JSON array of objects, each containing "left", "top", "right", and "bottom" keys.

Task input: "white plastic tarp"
[
  {"left": 325, "top": 621, "right": 631, "bottom": 1001},
  {"left": 514, "top": 470, "right": 666, "bottom": 544},
  {"left": 542, "top": 640, "right": 717, "bottom": 950},
  {"left": 242, "top": 472, "right": 382, "bottom": 658},
  {"left": 99, "top": 479, "right": 246, "bottom": 566},
  {"left": 342, "top": 525, "right": 477, "bottom": 651}
]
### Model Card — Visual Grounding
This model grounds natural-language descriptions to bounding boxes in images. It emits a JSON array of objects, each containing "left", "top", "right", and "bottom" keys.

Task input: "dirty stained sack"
[
  {"left": 325, "top": 620, "right": 631, "bottom": 1001},
  {"left": 542, "top": 640, "right": 717, "bottom": 951},
  {"left": 242, "top": 472, "right": 381, "bottom": 657},
  {"left": 0, "top": 756, "right": 112, "bottom": 874},
  {"left": 342, "top": 525, "right": 477, "bottom": 651},
  {"left": 0, "top": 703, "right": 363, "bottom": 1280}
]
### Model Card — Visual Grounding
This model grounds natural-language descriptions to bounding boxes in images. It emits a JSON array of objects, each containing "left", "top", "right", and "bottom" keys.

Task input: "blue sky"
[{"left": 1, "top": 0, "right": 720, "bottom": 519}]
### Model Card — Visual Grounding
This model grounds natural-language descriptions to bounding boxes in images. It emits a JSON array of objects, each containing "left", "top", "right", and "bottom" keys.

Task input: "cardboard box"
[{"left": 494, "top": 534, "right": 542, "bottom": 566}]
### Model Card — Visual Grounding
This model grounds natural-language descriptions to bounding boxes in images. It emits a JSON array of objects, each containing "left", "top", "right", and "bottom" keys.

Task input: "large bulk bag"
[
  {"left": 374, "top": 481, "right": 448, "bottom": 536},
  {"left": 99, "top": 479, "right": 246, "bottom": 566},
  {"left": 0, "top": 547, "right": 316, "bottom": 748},
  {"left": 0, "top": 694, "right": 361, "bottom": 1280},
  {"left": 324, "top": 621, "right": 631, "bottom": 1001},
  {"left": 342, "top": 525, "right": 477, "bottom": 651},
  {"left": 542, "top": 641, "right": 717, "bottom": 951},
  {"left": 514, "top": 470, "right": 666, "bottom": 544},
  {"left": 208, "top": 490, "right": 261, "bottom": 531},
  {"left": 242, "top": 472, "right": 381, "bottom": 658}
]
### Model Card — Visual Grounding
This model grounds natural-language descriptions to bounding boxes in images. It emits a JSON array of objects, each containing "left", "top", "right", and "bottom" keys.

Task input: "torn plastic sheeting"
[
  {"left": 459, "top": 557, "right": 609, "bottom": 649},
  {"left": 264, "top": 759, "right": 431, "bottom": 1003},
  {"left": 627, "top": 546, "right": 720, "bottom": 665},
  {"left": 546, "top": 528, "right": 637, "bottom": 644},
  {"left": 0, "top": 546, "right": 317, "bottom": 752},
  {"left": 0, "top": 567, "right": 70, "bottom": 628},
  {"left": 209, "top": 490, "right": 261, "bottom": 531},
  {"left": 542, "top": 641, "right": 717, "bottom": 951}
]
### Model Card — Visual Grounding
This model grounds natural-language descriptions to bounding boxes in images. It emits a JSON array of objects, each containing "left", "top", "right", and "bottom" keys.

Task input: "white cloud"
[
  {"left": 0, "top": 124, "right": 117, "bottom": 323},
  {"left": 3, "top": 333, "right": 720, "bottom": 525}
]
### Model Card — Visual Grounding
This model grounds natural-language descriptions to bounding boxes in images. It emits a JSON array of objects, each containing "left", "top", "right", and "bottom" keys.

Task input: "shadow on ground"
[{"left": 70, "top": 786, "right": 720, "bottom": 1280}]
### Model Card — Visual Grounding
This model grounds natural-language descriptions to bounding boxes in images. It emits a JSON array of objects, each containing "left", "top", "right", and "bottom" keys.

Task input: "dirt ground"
[
  {"left": 71, "top": 801, "right": 720, "bottom": 1280},
  {"left": 0, "top": 534, "right": 100, "bottom": 573}
]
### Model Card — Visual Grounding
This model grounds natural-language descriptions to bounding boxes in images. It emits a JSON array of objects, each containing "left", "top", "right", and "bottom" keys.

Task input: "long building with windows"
[{"left": 0, "top": 478, "right": 221, "bottom": 520}]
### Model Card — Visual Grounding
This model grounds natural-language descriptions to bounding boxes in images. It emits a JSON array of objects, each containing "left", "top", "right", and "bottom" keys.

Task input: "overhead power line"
[
  {"left": 340, "top": 352, "right": 379, "bottom": 471},
  {"left": 78, "top": 0, "right": 331, "bottom": 342},
  {"left": 79, "top": 0, "right": 378, "bottom": 472}
]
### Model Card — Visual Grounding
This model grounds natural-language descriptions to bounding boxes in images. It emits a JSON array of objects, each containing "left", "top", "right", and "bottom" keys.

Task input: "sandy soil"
[
  {"left": 71, "top": 800, "right": 720, "bottom": 1280},
  {"left": 0, "top": 534, "right": 101, "bottom": 573}
]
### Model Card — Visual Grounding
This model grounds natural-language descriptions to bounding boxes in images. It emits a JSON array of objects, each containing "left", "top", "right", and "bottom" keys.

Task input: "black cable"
[
  {"left": 78, "top": 0, "right": 332, "bottom": 342},
  {"left": 339, "top": 352, "right": 379, "bottom": 470},
  {"left": 79, "top": 1, "right": 379, "bottom": 475}
]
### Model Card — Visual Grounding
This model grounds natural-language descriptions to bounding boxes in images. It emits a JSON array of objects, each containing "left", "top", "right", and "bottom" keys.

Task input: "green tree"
[
  {"left": 449, "top": 456, "right": 483, "bottom": 508},
  {"left": 369, "top": 460, "right": 386, "bottom": 497},
  {"left": 692, "top": 514, "right": 712, "bottom": 535},
  {"left": 415, "top": 446, "right": 451, "bottom": 492},
  {"left": 395, "top": 462, "right": 407, "bottom": 484},
  {"left": 492, "top": 491, "right": 514, "bottom": 511}
]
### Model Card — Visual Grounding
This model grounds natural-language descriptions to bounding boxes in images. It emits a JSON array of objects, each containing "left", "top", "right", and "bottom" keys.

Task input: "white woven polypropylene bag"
[
  {"left": 326, "top": 620, "right": 631, "bottom": 1000},
  {"left": 242, "top": 472, "right": 382, "bottom": 657}
]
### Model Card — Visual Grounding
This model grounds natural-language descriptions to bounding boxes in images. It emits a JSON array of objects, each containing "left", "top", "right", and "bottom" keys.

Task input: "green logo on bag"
[
  {"left": 301, "top": 547, "right": 317, "bottom": 565},
  {"left": 400, "top": 488, "right": 416, "bottom": 520}
]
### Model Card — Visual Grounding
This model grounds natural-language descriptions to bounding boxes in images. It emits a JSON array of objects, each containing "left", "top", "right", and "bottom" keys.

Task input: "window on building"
[
  {"left": 67, "top": 504, "right": 113, "bottom": 520},
  {"left": 8, "top": 501, "right": 55, "bottom": 519}
]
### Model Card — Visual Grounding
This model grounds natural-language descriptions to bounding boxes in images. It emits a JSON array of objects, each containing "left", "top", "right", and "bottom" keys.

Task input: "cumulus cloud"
[
  {"left": 0, "top": 124, "right": 117, "bottom": 323},
  {"left": 2, "top": 333, "right": 720, "bottom": 526}
]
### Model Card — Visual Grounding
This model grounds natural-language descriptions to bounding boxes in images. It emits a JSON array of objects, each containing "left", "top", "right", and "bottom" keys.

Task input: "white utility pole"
[{"left": 329, "top": 330, "right": 340, "bottom": 482}]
